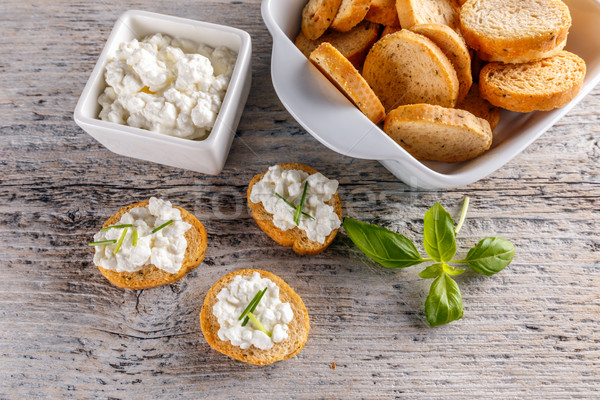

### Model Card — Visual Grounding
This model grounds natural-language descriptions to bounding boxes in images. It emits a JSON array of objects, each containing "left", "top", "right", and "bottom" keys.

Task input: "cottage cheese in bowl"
[{"left": 98, "top": 33, "right": 237, "bottom": 140}]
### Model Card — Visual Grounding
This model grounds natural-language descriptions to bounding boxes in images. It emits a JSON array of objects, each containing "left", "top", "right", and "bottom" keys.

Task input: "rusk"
[
  {"left": 410, "top": 23, "right": 472, "bottom": 102},
  {"left": 302, "top": 0, "right": 344, "bottom": 40},
  {"left": 96, "top": 201, "right": 207, "bottom": 290},
  {"left": 479, "top": 51, "right": 586, "bottom": 113},
  {"left": 396, "top": 0, "right": 461, "bottom": 31},
  {"left": 456, "top": 83, "right": 501, "bottom": 130},
  {"left": 384, "top": 103, "right": 492, "bottom": 162},
  {"left": 331, "top": 0, "right": 371, "bottom": 32},
  {"left": 200, "top": 269, "right": 310, "bottom": 365},
  {"left": 247, "top": 163, "right": 342, "bottom": 255},
  {"left": 365, "top": 0, "right": 400, "bottom": 26},
  {"left": 363, "top": 29, "right": 459, "bottom": 111},
  {"left": 460, "top": 0, "right": 572, "bottom": 63},
  {"left": 310, "top": 43, "right": 385, "bottom": 124}
]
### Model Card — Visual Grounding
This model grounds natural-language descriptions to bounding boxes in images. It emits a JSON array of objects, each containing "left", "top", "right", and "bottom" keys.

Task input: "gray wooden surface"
[{"left": 1, "top": 0, "right": 599, "bottom": 398}]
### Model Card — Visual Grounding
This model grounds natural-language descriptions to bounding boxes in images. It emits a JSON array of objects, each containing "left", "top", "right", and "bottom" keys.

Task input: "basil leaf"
[
  {"left": 425, "top": 273, "right": 463, "bottom": 327},
  {"left": 343, "top": 218, "right": 425, "bottom": 269},
  {"left": 419, "top": 264, "right": 444, "bottom": 279},
  {"left": 423, "top": 203, "right": 457, "bottom": 262},
  {"left": 465, "top": 237, "right": 515, "bottom": 276}
]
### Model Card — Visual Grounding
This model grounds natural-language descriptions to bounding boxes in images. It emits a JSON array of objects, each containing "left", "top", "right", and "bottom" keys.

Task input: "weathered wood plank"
[{"left": 0, "top": 0, "right": 599, "bottom": 398}]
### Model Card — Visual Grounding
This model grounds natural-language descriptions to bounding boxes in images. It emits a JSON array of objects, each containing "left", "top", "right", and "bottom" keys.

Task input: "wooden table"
[{"left": 1, "top": 1, "right": 599, "bottom": 398}]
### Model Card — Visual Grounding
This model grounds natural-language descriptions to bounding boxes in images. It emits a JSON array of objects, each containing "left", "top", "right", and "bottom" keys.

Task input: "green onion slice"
[
  {"left": 88, "top": 240, "right": 117, "bottom": 246},
  {"left": 113, "top": 228, "right": 128, "bottom": 255},
  {"left": 100, "top": 224, "right": 133, "bottom": 231},
  {"left": 132, "top": 229, "right": 138, "bottom": 247},
  {"left": 152, "top": 220, "right": 174, "bottom": 234},
  {"left": 275, "top": 193, "right": 315, "bottom": 220},
  {"left": 293, "top": 182, "right": 309, "bottom": 226}
]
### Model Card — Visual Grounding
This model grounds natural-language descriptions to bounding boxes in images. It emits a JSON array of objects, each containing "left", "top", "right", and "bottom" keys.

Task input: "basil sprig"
[{"left": 343, "top": 197, "right": 515, "bottom": 327}]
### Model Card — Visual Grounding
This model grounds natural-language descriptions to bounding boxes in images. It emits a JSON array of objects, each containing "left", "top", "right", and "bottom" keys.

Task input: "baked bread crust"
[
  {"left": 302, "top": 0, "right": 344, "bottom": 40},
  {"left": 310, "top": 43, "right": 386, "bottom": 124},
  {"left": 479, "top": 50, "right": 586, "bottom": 113},
  {"left": 96, "top": 201, "right": 207, "bottom": 290},
  {"left": 460, "top": 0, "right": 572, "bottom": 63},
  {"left": 247, "top": 163, "right": 342, "bottom": 255},
  {"left": 456, "top": 83, "right": 501, "bottom": 131},
  {"left": 295, "top": 20, "right": 381, "bottom": 69},
  {"left": 200, "top": 269, "right": 310, "bottom": 366},
  {"left": 363, "top": 29, "right": 459, "bottom": 111},
  {"left": 384, "top": 103, "right": 492, "bottom": 162}
]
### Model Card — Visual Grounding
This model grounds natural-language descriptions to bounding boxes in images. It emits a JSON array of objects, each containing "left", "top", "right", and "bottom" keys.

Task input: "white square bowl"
[
  {"left": 261, "top": 0, "right": 600, "bottom": 188},
  {"left": 74, "top": 10, "right": 252, "bottom": 175}
]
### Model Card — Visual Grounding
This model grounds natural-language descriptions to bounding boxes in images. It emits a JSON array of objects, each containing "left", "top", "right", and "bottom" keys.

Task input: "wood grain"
[{"left": 1, "top": 0, "right": 599, "bottom": 398}]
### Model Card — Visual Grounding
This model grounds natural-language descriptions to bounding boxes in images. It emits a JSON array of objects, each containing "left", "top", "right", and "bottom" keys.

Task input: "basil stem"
[{"left": 454, "top": 196, "right": 470, "bottom": 235}]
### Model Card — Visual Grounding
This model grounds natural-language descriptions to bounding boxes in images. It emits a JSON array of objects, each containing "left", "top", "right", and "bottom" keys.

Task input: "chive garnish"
[
  {"left": 246, "top": 312, "right": 272, "bottom": 338},
  {"left": 132, "top": 228, "right": 138, "bottom": 247},
  {"left": 239, "top": 288, "right": 271, "bottom": 337},
  {"left": 275, "top": 193, "right": 315, "bottom": 220},
  {"left": 100, "top": 224, "right": 133, "bottom": 232},
  {"left": 113, "top": 228, "right": 128, "bottom": 255},
  {"left": 88, "top": 240, "right": 117, "bottom": 246},
  {"left": 293, "top": 182, "right": 309, "bottom": 225},
  {"left": 152, "top": 220, "right": 173, "bottom": 234}
]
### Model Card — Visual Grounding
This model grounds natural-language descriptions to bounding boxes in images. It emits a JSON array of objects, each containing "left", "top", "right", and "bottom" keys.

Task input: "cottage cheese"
[
  {"left": 249, "top": 165, "right": 341, "bottom": 244},
  {"left": 93, "top": 197, "right": 191, "bottom": 274},
  {"left": 98, "top": 33, "right": 237, "bottom": 140},
  {"left": 213, "top": 272, "right": 294, "bottom": 350}
]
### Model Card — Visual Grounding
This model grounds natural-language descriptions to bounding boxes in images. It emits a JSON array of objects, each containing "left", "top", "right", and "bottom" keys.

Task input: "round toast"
[
  {"left": 247, "top": 163, "right": 342, "bottom": 255},
  {"left": 460, "top": 0, "right": 572, "bottom": 63},
  {"left": 363, "top": 29, "right": 460, "bottom": 111},
  {"left": 410, "top": 23, "right": 472, "bottom": 103},
  {"left": 200, "top": 269, "right": 310, "bottom": 366},
  {"left": 302, "top": 0, "right": 344, "bottom": 40},
  {"left": 479, "top": 50, "right": 586, "bottom": 113},
  {"left": 309, "top": 42, "right": 385, "bottom": 124},
  {"left": 365, "top": 0, "right": 400, "bottom": 26},
  {"left": 96, "top": 201, "right": 207, "bottom": 290},
  {"left": 384, "top": 104, "right": 492, "bottom": 162}
]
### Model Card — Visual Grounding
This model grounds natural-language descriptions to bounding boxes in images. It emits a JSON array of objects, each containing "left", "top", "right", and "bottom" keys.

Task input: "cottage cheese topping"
[
  {"left": 98, "top": 33, "right": 237, "bottom": 140},
  {"left": 249, "top": 165, "right": 341, "bottom": 244},
  {"left": 213, "top": 272, "right": 294, "bottom": 350},
  {"left": 93, "top": 197, "right": 191, "bottom": 274}
]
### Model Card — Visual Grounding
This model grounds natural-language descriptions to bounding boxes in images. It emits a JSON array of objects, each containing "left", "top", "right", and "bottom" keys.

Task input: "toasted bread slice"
[
  {"left": 302, "top": 0, "right": 344, "bottom": 40},
  {"left": 381, "top": 25, "right": 401, "bottom": 37},
  {"left": 363, "top": 29, "right": 459, "bottom": 111},
  {"left": 331, "top": 0, "right": 371, "bottom": 32},
  {"left": 295, "top": 21, "right": 381, "bottom": 68},
  {"left": 200, "top": 269, "right": 310, "bottom": 366},
  {"left": 456, "top": 83, "right": 501, "bottom": 130},
  {"left": 396, "top": 0, "right": 460, "bottom": 31},
  {"left": 247, "top": 163, "right": 342, "bottom": 255},
  {"left": 479, "top": 51, "right": 586, "bottom": 113},
  {"left": 365, "top": 0, "right": 400, "bottom": 26},
  {"left": 410, "top": 23, "right": 472, "bottom": 103},
  {"left": 384, "top": 104, "right": 492, "bottom": 162},
  {"left": 310, "top": 43, "right": 386, "bottom": 123},
  {"left": 460, "top": 0, "right": 572, "bottom": 63},
  {"left": 96, "top": 201, "right": 207, "bottom": 290}
]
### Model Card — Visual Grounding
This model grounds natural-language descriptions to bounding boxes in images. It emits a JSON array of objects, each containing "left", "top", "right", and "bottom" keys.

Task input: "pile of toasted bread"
[{"left": 297, "top": 0, "right": 586, "bottom": 163}]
